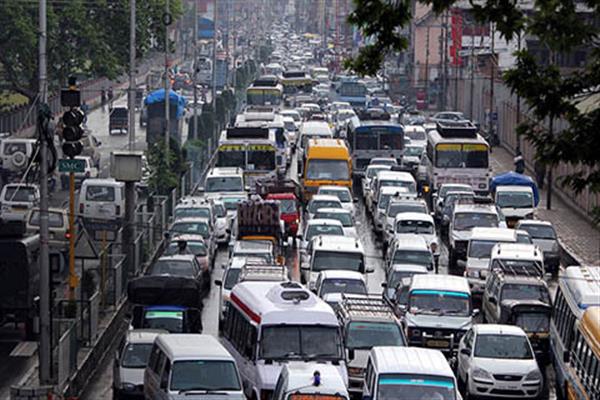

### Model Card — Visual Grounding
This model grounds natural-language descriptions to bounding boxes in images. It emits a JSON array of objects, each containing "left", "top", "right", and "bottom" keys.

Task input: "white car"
[
  {"left": 390, "top": 212, "right": 439, "bottom": 258},
  {"left": 457, "top": 324, "right": 543, "bottom": 399},
  {"left": 361, "top": 164, "right": 391, "bottom": 201},
  {"left": 212, "top": 199, "right": 231, "bottom": 244},
  {"left": 306, "top": 194, "right": 343, "bottom": 220},
  {"left": 72, "top": 156, "right": 99, "bottom": 184},
  {"left": 0, "top": 183, "right": 40, "bottom": 221},
  {"left": 317, "top": 185, "right": 356, "bottom": 215},
  {"left": 313, "top": 208, "right": 359, "bottom": 239},
  {"left": 299, "top": 218, "right": 345, "bottom": 253},
  {"left": 314, "top": 270, "right": 368, "bottom": 306}
]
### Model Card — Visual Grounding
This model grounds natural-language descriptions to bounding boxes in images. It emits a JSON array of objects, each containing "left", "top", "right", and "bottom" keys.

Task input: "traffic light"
[{"left": 62, "top": 108, "right": 84, "bottom": 158}]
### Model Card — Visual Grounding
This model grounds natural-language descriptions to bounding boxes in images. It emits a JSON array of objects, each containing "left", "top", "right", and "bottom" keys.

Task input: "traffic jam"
[{"left": 111, "top": 23, "right": 599, "bottom": 400}]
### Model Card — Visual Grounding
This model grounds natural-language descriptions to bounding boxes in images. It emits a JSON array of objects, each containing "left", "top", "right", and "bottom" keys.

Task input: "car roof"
[
  {"left": 125, "top": 329, "right": 166, "bottom": 344},
  {"left": 371, "top": 347, "right": 453, "bottom": 377},
  {"left": 410, "top": 274, "right": 470, "bottom": 293},
  {"left": 516, "top": 219, "right": 553, "bottom": 227},
  {"left": 496, "top": 185, "right": 533, "bottom": 193},
  {"left": 307, "top": 218, "right": 344, "bottom": 227},
  {"left": 315, "top": 207, "right": 351, "bottom": 215},
  {"left": 156, "top": 334, "right": 233, "bottom": 360},
  {"left": 392, "top": 234, "right": 429, "bottom": 249},
  {"left": 312, "top": 235, "right": 364, "bottom": 252},
  {"left": 377, "top": 171, "right": 415, "bottom": 181},
  {"left": 169, "top": 234, "right": 206, "bottom": 243},
  {"left": 283, "top": 363, "right": 347, "bottom": 394},
  {"left": 171, "top": 217, "right": 210, "bottom": 224},
  {"left": 390, "top": 263, "right": 429, "bottom": 272},
  {"left": 394, "top": 212, "right": 434, "bottom": 223},
  {"left": 454, "top": 204, "right": 498, "bottom": 214},
  {"left": 470, "top": 227, "right": 517, "bottom": 241},
  {"left": 234, "top": 240, "right": 273, "bottom": 251},
  {"left": 491, "top": 243, "right": 542, "bottom": 260},
  {"left": 157, "top": 254, "right": 196, "bottom": 262},
  {"left": 318, "top": 185, "right": 351, "bottom": 192},
  {"left": 310, "top": 194, "right": 342, "bottom": 203},
  {"left": 474, "top": 324, "right": 527, "bottom": 336},
  {"left": 81, "top": 178, "right": 123, "bottom": 187},
  {"left": 318, "top": 270, "right": 365, "bottom": 280}
]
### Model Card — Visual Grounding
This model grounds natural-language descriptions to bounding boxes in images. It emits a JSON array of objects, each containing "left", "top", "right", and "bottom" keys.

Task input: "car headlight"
[
  {"left": 121, "top": 382, "right": 136, "bottom": 391},
  {"left": 472, "top": 367, "right": 493, "bottom": 381},
  {"left": 525, "top": 369, "right": 542, "bottom": 381}
]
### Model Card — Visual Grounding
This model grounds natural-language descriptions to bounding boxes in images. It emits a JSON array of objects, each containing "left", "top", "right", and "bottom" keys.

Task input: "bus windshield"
[
  {"left": 378, "top": 374, "right": 456, "bottom": 400},
  {"left": 216, "top": 150, "right": 245, "bottom": 168},
  {"left": 339, "top": 83, "right": 366, "bottom": 97},
  {"left": 306, "top": 160, "right": 350, "bottom": 181},
  {"left": 260, "top": 325, "right": 343, "bottom": 360},
  {"left": 435, "top": 144, "right": 488, "bottom": 168},
  {"left": 247, "top": 149, "right": 276, "bottom": 171},
  {"left": 247, "top": 90, "right": 281, "bottom": 106}
]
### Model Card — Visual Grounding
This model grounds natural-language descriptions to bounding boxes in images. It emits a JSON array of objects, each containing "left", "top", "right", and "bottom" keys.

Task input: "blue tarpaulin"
[
  {"left": 490, "top": 172, "right": 540, "bottom": 206},
  {"left": 144, "top": 89, "right": 187, "bottom": 118}
]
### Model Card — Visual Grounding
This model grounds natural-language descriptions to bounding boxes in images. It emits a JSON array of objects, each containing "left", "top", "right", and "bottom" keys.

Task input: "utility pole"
[
  {"left": 38, "top": 0, "right": 51, "bottom": 385},
  {"left": 489, "top": 22, "right": 495, "bottom": 140},
  {"left": 128, "top": 0, "right": 136, "bottom": 152},
  {"left": 516, "top": 30, "right": 522, "bottom": 151},
  {"left": 547, "top": 117, "right": 554, "bottom": 210},
  {"left": 193, "top": 0, "right": 199, "bottom": 140},
  {"left": 469, "top": 18, "right": 475, "bottom": 120},
  {"left": 164, "top": 0, "right": 171, "bottom": 166},
  {"left": 424, "top": 26, "right": 430, "bottom": 109},
  {"left": 211, "top": 0, "right": 218, "bottom": 150}
]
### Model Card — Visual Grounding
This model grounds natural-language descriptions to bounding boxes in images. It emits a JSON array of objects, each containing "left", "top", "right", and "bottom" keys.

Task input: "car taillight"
[
  {"left": 65, "top": 231, "right": 72, "bottom": 240},
  {"left": 116, "top": 205, "right": 121, "bottom": 215}
]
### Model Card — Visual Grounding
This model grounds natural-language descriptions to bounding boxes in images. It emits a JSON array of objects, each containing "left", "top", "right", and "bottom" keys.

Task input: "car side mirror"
[
  {"left": 244, "top": 186, "right": 251, "bottom": 192},
  {"left": 348, "top": 348, "right": 355, "bottom": 361},
  {"left": 381, "top": 282, "right": 387, "bottom": 288},
  {"left": 366, "top": 266, "right": 374, "bottom": 274},
  {"left": 214, "top": 279, "right": 222, "bottom": 286},
  {"left": 472, "top": 308, "right": 480, "bottom": 317},
  {"left": 460, "top": 348, "right": 471, "bottom": 356}
]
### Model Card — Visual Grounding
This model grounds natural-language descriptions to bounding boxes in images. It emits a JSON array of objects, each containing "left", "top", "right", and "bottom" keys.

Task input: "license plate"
[{"left": 426, "top": 340, "right": 450, "bottom": 348}]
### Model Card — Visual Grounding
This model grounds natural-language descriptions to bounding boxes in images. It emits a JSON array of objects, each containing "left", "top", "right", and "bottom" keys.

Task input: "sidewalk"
[{"left": 490, "top": 146, "right": 600, "bottom": 266}]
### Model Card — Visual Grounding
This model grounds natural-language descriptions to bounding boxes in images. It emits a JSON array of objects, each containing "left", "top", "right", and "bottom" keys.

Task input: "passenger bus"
[
  {"left": 336, "top": 78, "right": 367, "bottom": 110},
  {"left": 221, "top": 281, "right": 346, "bottom": 400},
  {"left": 246, "top": 75, "right": 283, "bottom": 109},
  {"left": 280, "top": 70, "right": 312, "bottom": 94},
  {"left": 425, "top": 121, "right": 490, "bottom": 195},
  {"left": 346, "top": 109, "right": 404, "bottom": 175},
  {"left": 216, "top": 127, "right": 277, "bottom": 187},
  {"left": 550, "top": 265, "right": 600, "bottom": 399},
  {"left": 302, "top": 138, "right": 352, "bottom": 200}
]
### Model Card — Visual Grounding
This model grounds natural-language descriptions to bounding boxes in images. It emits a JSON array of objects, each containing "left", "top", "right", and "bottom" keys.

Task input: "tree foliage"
[
  {"left": 346, "top": 0, "right": 600, "bottom": 201},
  {"left": 0, "top": 0, "right": 183, "bottom": 102}
]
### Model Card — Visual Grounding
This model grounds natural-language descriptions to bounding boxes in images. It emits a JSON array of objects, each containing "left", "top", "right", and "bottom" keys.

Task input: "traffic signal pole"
[{"left": 68, "top": 172, "right": 77, "bottom": 299}]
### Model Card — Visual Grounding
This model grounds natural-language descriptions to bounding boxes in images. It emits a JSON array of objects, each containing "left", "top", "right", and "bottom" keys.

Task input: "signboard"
[
  {"left": 59, "top": 158, "right": 85, "bottom": 173},
  {"left": 74, "top": 228, "right": 99, "bottom": 259}
]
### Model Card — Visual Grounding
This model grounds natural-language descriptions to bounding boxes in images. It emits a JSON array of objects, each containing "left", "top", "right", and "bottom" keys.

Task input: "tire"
[{"left": 11, "top": 151, "right": 27, "bottom": 169}]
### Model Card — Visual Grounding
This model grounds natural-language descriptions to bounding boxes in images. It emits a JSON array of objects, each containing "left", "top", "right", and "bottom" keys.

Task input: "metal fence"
[{"left": 447, "top": 73, "right": 600, "bottom": 220}]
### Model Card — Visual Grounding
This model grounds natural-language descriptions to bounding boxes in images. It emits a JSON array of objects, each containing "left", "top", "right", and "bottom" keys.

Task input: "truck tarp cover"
[
  {"left": 127, "top": 276, "right": 201, "bottom": 308},
  {"left": 490, "top": 172, "right": 540, "bottom": 206},
  {"left": 144, "top": 89, "right": 187, "bottom": 118}
]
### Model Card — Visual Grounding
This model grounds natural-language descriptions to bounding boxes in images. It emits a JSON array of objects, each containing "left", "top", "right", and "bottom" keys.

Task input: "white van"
[
  {"left": 144, "top": 334, "right": 244, "bottom": 399},
  {"left": 272, "top": 363, "right": 350, "bottom": 400},
  {"left": 495, "top": 185, "right": 536, "bottom": 227},
  {"left": 79, "top": 179, "right": 125, "bottom": 239},
  {"left": 362, "top": 347, "right": 459, "bottom": 400},
  {"left": 488, "top": 242, "right": 545, "bottom": 277},
  {"left": 463, "top": 227, "right": 519, "bottom": 294}
]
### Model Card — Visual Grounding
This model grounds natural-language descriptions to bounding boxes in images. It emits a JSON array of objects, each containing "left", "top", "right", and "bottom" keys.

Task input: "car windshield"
[
  {"left": 501, "top": 284, "right": 550, "bottom": 303},
  {"left": 121, "top": 343, "right": 153, "bottom": 368},
  {"left": 409, "top": 290, "right": 470, "bottom": 316},
  {"left": 28, "top": 211, "right": 64, "bottom": 228},
  {"left": 346, "top": 322, "right": 405, "bottom": 350},
  {"left": 515, "top": 312, "right": 550, "bottom": 333},
  {"left": 4, "top": 186, "right": 36, "bottom": 203},
  {"left": 474, "top": 334, "right": 533, "bottom": 359},
  {"left": 306, "top": 224, "right": 344, "bottom": 241},
  {"left": 378, "top": 374, "right": 456, "bottom": 400},
  {"left": 320, "top": 278, "right": 367, "bottom": 296},
  {"left": 396, "top": 220, "right": 434, "bottom": 234},
  {"left": 468, "top": 240, "right": 508, "bottom": 258},
  {"left": 170, "top": 360, "right": 241, "bottom": 391},
  {"left": 174, "top": 207, "right": 210, "bottom": 220},
  {"left": 277, "top": 198, "right": 297, "bottom": 213},
  {"left": 519, "top": 225, "right": 556, "bottom": 240},
  {"left": 149, "top": 260, "right": 196, "bottom": 277},
  {"left": 319, "top": 188, "right": 352, "bottom": 202},
  {"left": 312, "top": 251, "right": 364, "bottom": 273},
  {"left": 497, "top": 192, "right": 534, "bottom": 208},
  {"left": 404, "top": 146, "right": 424, "bottom": 157},
  {"left": 85, "top": 185, "right": 115, "bottom": 201},
  {"left": 393, "top": 250, "right": 432, "bottom": 268},
  {"left": 454, "top": 213, "right": 498, "bottom": 230},
  {"left": 388, "top": 203, "right": 427, "bottom": 218},
  {"left": 170, "top": 222, "right": 209, "bottom": 238},
  {"left": 142, "top": 310, "right": 183, "bottom": 332},
  {"left": 260, "top": 325, "right": 343, "bottom": 360},
  {"left": 306, "top": 159, "right": 350, "bottom": 181},
  {"left": 380, "top": 179, "right": 414, "bottom": 191},
  {"left": 308, "top": 200, "right": 341, "bottom": 213},
  {"left": 366, "top": 167, "right": 388, "bottom": 179},
  {"left": 165, "top": 242, "right": 207, "bottom": 257},
  {"left": 224, "top": 268, "right": 242, "bottom": 290},
  {"left": 389, "top": 270, "right": 426, "bottom": 289},
  {"left": 205, "top": 176, "right": 243, "bottom": 193},
  {"left": 314, "top": 211, "right": 352, "bottom": 227}
]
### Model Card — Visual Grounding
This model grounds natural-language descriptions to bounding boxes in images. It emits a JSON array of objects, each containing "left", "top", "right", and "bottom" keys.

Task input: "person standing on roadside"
[{"left": 514, "top": 149, "right": 525, "bottom": 174}]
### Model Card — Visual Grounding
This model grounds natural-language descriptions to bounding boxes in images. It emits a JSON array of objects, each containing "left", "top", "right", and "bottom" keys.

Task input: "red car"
[{"left": 266, "top": 192, "right": 300, "bottom": 237}]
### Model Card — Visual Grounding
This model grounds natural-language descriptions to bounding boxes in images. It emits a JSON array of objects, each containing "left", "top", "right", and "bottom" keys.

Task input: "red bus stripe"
[{"left": 231, "top": 292, "right": 261, "bottom": 324}]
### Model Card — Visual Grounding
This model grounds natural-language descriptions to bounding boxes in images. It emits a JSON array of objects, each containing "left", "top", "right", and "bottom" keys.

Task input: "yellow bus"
[
  {"left": 563, "top": 306, "right": 600, "bottom": 399},
  {"left": 551, "top": 266, "right": 600, "bottom": 399},
  {"left": 302, "top": 138, "right": 352, "bottom": 200}
]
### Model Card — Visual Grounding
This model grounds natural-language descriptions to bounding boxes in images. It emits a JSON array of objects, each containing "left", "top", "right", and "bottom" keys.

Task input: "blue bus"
[
  {"left": 336, "top": 79, "right": 368, "bottom": 109},
  {"left": 346, "top": 109, "right": 404, "bottom": 175}
]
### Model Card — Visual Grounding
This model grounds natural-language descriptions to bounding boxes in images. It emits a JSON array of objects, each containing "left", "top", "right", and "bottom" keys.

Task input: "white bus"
[
  {"left": 246, "top": 76, "right": 283, "bottom": 109},
  {"left": 221, "top": 281, "right": 347, "bottom": 400},
  {"left": 216, "top": 127, "right": 278, "bottom": 187},
  {"left": 550, "top": 265, "right": 600, "bottom": 399},
  {"left": 425, "top": 122, "right": 490, "bottom": 195}
]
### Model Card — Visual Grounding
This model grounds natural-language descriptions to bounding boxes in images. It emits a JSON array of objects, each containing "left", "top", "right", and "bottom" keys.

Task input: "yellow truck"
[{"left": 302, "top": 138, "right": 352, "bottom": 200}]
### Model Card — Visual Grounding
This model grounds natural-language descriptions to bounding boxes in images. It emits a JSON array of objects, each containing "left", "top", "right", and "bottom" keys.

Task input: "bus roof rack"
[
  {"left": 436, "top": 121, "right": 478, "bottom": 138},
  {"left": 226, "top": 126, "right": 270, "bottom": 139},
  {"left": 252, "top": 75, "right": 279, "bottom": 87}
]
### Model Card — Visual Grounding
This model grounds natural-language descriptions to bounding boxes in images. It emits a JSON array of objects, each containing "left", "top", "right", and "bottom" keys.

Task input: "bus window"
[
  {"left": 248, "top": 149, "right": 276, "bottom": 171},
  {"left": 380, "top": 132, "right": 403, "bottom": 149},
  {"left": 217, "top": 149, "right": 245, "bottom": 167},
  {"left": 356, "top": 132, "right": 377, "bottom": 150}
]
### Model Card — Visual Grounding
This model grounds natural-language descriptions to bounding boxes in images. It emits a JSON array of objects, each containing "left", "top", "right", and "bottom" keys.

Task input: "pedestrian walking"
[
  {"left": 514, "top": 149, "right": 525, "bottom": 174},
  {"left": 100, "top": 87, "right": 106, "bottom": 105},
  {"left": 80, "top": 101, "right": 89, "bottom": 126},
  {"left": 107, "top": 86, "right": 114, "bottom": 109},
  {"left": 534, "top": 160, "right": 546, "bottom": 189}
]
